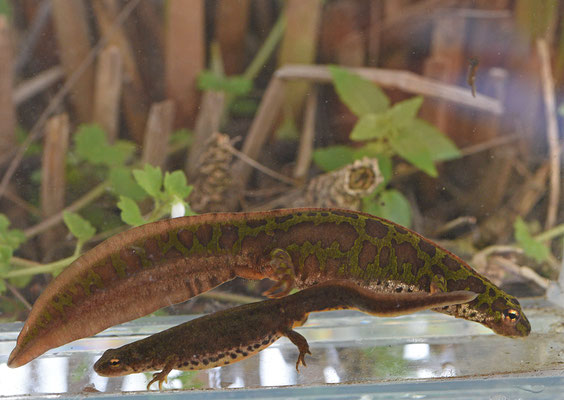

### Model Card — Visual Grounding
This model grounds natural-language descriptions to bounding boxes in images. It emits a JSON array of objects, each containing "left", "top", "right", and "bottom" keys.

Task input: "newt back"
[{"left": 9, "top": 208, "right": 530, "bottom": 368}]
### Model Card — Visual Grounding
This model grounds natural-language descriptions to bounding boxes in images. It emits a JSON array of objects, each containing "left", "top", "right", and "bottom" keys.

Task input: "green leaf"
[
  {"left": 133, "top": 164, "right": 163, "bottom": 198},
  {"left": 313, "top": 146, "right": 356, "bottom": 171},
  {"left": 514, "top": 217, "right": 550, "bottom": 262},
  {"left": 117, "top": 196, "right": 145, "bottom": 227},
  {"left": 74, "top": 125, "right": 135, "bottom": 167},
  {"left": 350, "top": 113, "right": 394, "bottom": 141},
  {"left": 109, "top": 167, "right": 147, "bottom": 201},
  {"left": 364, "top": 189, "right": 412, "bottom": 227},
  {"left": 169, "top": 129, "right": 193, "bottom": 147},
  {"left": 329, "top": 65, "right": 389, "bottom": 116},
  {"left": 390, "top": 126, "right": 438, "bottom": 177},
  {"left": 62, "top": 211, "right": 96, "bottom": 241},
  {"left": 0, "top": 279, "right": 5, "bottom": 295},
  {"left": 0, "top": 0, "right": 12, "bottom": 17},
  {"left": 164, "top": 171, "right": 193, "bottom": 199},
  {"left": 0, "top": 215, "right": 26, "bottom": 249},
  {"left": 410, "top": 119, "right": 461, "bottom": 161},
  {"left": 388, "top": 96, "right": 423, "bottom": 125},
  {"left": 198, "top": 71, "right": 252, "bottom": 96}
]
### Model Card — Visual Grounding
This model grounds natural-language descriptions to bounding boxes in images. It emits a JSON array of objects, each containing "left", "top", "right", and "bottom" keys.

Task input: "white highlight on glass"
[
  {"left": 259, "top": 347, "right": 295, "bottom": 386},
  {"left": 0, "top": 362, "right": 30, "bottom": 395},
  {"left": 323, "top": 366, "right": 340, "bottom": 383},
  {"left": 36, "top": 357, "right": 68, "bottom": 393},
  {"left": 403, "top": 343, "right": 430, "bottom": 360},
  {"left": 122, "top": 373, "right": 148, "bottom": 391}
]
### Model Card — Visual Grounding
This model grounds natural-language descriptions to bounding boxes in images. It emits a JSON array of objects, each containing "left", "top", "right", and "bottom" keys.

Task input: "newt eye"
[
  {"left": 109, "top": 358, "right": 121, "bottom": 367},
  {"left": 502, "top": 309, "right": 519, "bottom": 323}
]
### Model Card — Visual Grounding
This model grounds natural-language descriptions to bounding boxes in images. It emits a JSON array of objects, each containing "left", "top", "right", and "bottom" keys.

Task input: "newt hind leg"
[
  {"left": 263, "top": 248, "right": 296, "bottom": 298},
  {"left": 147, "top": 362, "right": 174, "bottom": 390},
  {"left": 284, "top": 329, "right": 311, "bottom": 372}
]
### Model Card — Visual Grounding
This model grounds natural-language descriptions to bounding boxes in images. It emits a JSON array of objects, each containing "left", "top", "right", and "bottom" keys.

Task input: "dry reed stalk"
[
  {"left": 141, "top": 100, "right": 175, "bottom": 169},
  {"left": 13, "top": 66, "right": 64, "bottom": 106},
  {"left": 40, "top": 114, "right": 69, "bottom": 250},
  {"left": 537, "top": 39, "right": 561, "bottom": 230},
  {"left": 51, "top": 0, "right": 94, "bottom": 122},
  {"left": 165, "top": 0, "right": 204, "bottom": 127},
  {"left": 278, "top": 0, "right": 322, "bottom": 119},
  {"left": 275, "top": 64, "right": 503, "bottom": 114},
  {"left": 0, "top": 16, "right": 15, "bottom": 156},
  {"left": 215, "top": 0, "right": 250, "bottom": 75},
  {"left": 92, "top": 0, "right": 148, "bottom": 143},
  {"left": 93, "top": 46, "right": 123, "bottom": 143},
  {"left": 293, "top": 87, "right": 317, "bottom": 180}
]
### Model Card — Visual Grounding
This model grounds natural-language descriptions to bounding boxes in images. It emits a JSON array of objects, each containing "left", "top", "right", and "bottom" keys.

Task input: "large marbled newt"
[
  {"left": 94, "top": 280, "right": 478, "bottom": 390},
  {"left": 8, "top": 208, "right": 530, "bottom": 368}
]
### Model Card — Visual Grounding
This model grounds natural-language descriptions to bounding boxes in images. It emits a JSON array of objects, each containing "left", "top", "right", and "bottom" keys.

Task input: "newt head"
[{"left": 94, "top": 348, "right": 138, "bottom": 377}]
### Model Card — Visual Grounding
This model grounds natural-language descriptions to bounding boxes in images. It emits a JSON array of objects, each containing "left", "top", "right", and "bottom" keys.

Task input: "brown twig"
[
  {"left": 0, "top": 16, "right": 15, "bottom": 156},
  {"left": 537, "top": 38, "right": 561, "bottom": 230},
  {"left": 0, "top": 0, "right": 142, "bottom": 200},
  {"left": 141, "top": 100, "right": 175, "bottom": 168},
  {"left": 93, "top": 46, "right": 123, "bottom": 143},
  {"left": 13, "top": 66, "right": 64, "bottom": 106},
  {"left": 275, "top": 64, "right": 503, "bottom": 114},
  {"left": 490, "top": 256, "right": 550, "bottom": 290},
  {"left": 293, "top": 87, "right": 318, "bottom": 180},
  {"left": 5, "top": 281, "right": 32, "bottom": 310}
]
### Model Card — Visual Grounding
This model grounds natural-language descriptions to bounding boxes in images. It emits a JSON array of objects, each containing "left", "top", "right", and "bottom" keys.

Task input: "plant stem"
[
  {"left": 4, "top": 255, "right": 77, "bottom": 278},
  {"left": 535, "top": 223, "right": 564, "bottom": 242},
  {"left": 243, "top": 14, "right": 286, "bottom": 81}
]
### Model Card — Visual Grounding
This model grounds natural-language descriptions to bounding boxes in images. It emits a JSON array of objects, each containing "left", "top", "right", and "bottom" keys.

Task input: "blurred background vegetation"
[{"left": 0, "top": 0, "right": 562, "bottom": 321}]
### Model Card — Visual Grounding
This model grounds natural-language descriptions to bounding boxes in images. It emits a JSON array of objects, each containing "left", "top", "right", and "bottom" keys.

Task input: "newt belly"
[
  {"left": 8, "top": 208, "right": 530, "bottom": 368},
  {"left": 94, "top": 280, "right": 478, "bottom": 390}
]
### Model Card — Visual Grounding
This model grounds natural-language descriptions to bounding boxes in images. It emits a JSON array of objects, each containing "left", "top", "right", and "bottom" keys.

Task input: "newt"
[
  {"left": 8, "top": 208, "right": 530, "bottom": 368},
  {"left": 94, "top": 280, "right": 478, "bottom": 390}
]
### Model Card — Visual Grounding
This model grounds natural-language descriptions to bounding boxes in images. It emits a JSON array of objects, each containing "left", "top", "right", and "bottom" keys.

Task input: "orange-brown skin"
[
  {"left": 94, "top": 281, "right": 478, "bottom": 390},
  {"left": 9, "top": 208, "right": 530, "bottom": 368}
]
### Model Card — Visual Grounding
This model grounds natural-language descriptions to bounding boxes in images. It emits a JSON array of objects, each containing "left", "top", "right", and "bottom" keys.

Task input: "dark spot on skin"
[
  {"left": 144, "top": 237, "right": 161, "bottom": 262},
  {"left": 275, "top": 215, "right": 293, "bottom": 224},
  {"left": 478, "top": 302, "right": 489, "bottom": 312},
  {"left": 183, "top": 362, "right": 189, "bottom": 367},
  {"left": 253, "top": 343, "right": 261, "bottom": 349},
  {"left": 321, "top": 212, "right": 330, "bottom": 217},
  {"left": 359, "top": 241, "right": 378, "bottom": 269},
  {"left": 331, "top": 210, "right": 359, "bottom": 219},
  {"left": 394, "top": 241, "right": 425, "bottom": 276},
  {"left": 195, "top": 224, "right": 213, "bottom": 246},
  {"left": 303, "top": 254, "right": 320, "bottom": 277},
  {"left": 447, "top": 276, "right": 486, "bottom": 293},
  {"left": 177, "top": 229, "right": 193, "bottom": 249},
  {"left": 365, "top": 219, "right": 389, "bottom": 239},
  {"left": 469, "top": 312, "right": 477, "bottom": 318},
  {"left": 161, "top": 232, "right": 170, "bottom": 242},
  {"left": 489, "top": 288, "right": 496, "bottom": 297},
  {"left": 395, "top": 287, "right": 403, "bottom": 292},
  {"left": 491, "top": 297, "right": 509, "bottom": 313},
  {"left": 442, "top": 255, "right": 460, "bottom": 271},
  {"left": 119, "top": 248, "right": 142, "bottom": 275},
  {"left": 307, "top": 212, "right": 317, "bottom": 217},
  {"left": 164, "top": 247, "right": 183, "bottom": 260},
  {"left": 247, "top": 219, "right": 268, "bottom": 228},
  {"left": 209, "top": 357, "right": 217, "bottom": 362},
  {"left": 419, "top": 239, "right": 436, "bottom": 258},
  {"left": 418, "top": 275, "right": 431, "bottom": 291},
  {"left": 241, "top": 231, "right": 272, "bottom": 256},
  {"left": 209, "top": 275, "right": 220, "bottom": 288},
  {"left": 407, "top": 287, "right": 413, "bottom": 292},
  {"left": 235, "top": 349, "right": 243, "bottom": 354},
  {"left": 230, "top": 353, "right": 237, "bottom": 359},
  {"left": 395, "top": 226, "right": 408, "bottom": 235},
  {"left": 191, "top": 360, "right": 199, "bottom": 366},
  {"left": 93, "top": 261, "right": 118, "bottom": 285},
  {"left": 224, "top": 361, "right": 230, "bottom": 365},
  {"left": 217, "top": 353, "right": 225, "bottom": 359},
  {"left": 282, "top": 221, "right": 358, "bottom": 252},
  {"left": 202, "top": 359, "right": 209, "bottom": 365},
  {"left": 262, "top": 339, "right": 269, "bottom": 345},
  {"left": 219, "top": 224, "right": 239, "bottom": 250},
  {"left": 193, "top": 277, "right": 203, "bottom": 293},
  {"left": 242, "top": 352, "right": 248, "bottom": 357},
  {"left": 431, "top": 264, "right": 443, "bottom": 277}
]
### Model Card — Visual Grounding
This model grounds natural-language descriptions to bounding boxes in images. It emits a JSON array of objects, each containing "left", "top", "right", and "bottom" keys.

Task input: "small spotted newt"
[
  {"left": 9, "top": 208, "right": 530, "bottom": 368},
  {"left": 94, "top": 280, "right": 478, "bottom": 390}
]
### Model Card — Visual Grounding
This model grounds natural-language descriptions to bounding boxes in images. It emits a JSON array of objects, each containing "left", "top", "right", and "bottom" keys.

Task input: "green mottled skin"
[
  {"left": 94, "top": 281, "right": 478, "bottom": 390},
  {"left": 9, "top": 208, "right": 530, "bottom": 368}
]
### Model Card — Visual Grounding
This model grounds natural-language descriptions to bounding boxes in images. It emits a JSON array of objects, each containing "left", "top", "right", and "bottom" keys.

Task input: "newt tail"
[
  {"left": 9, "top": 208, "right": 530, "bottom": 368},
  {"left": 94, "top": 280, "right": 478, "bottom": 390}
]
